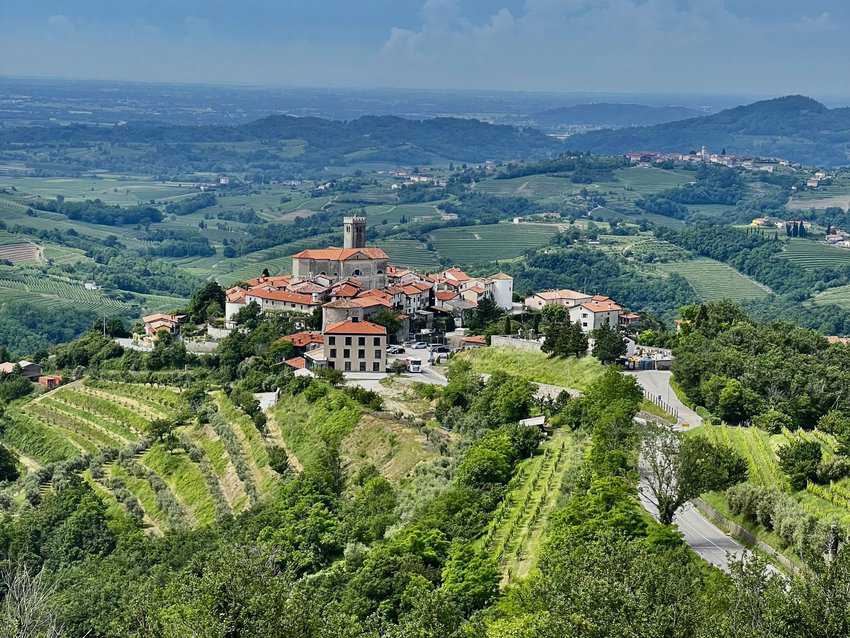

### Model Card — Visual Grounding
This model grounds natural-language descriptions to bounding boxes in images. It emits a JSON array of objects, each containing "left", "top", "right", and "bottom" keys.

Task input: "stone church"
[{"left": 291, "top": 216, "right": 389, "bottom": 289}]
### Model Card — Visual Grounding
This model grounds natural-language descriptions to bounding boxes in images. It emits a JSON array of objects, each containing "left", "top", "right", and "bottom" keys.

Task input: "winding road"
[{"left": 628, "top": 370, "right": 750, "bottom": 572}]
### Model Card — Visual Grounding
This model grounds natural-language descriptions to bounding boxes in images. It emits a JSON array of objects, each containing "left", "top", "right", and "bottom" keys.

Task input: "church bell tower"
[{"left": 343, "top": 216, "right": 367, "bottom": 249}]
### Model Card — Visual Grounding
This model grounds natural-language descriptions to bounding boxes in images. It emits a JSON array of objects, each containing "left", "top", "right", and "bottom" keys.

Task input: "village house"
[
  {"left": 524, "top": 289, "right": 592, "bottom": 311},
  {"left": 323, "top": 320, "right": 387, "bottom": 373},
  {"left": 142, "top": 313, "right": 185, "bottom": 337},
  {"left": 279, "top": 331, "right": 324, "bottom": 354},
  {"left": 0, "top": 360, "right": 43, "bottom": 380},
  {"left": 568, "top": 296, "right": 623, "bottom": 333}
]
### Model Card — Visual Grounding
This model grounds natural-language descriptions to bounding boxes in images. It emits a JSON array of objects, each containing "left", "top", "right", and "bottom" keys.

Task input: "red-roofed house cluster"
[
  {"left": 223, "top": 216, "right": 514, "bottom": 375},
  {"left": 524, "top": 289, "right": 637, "bottom": 333}
]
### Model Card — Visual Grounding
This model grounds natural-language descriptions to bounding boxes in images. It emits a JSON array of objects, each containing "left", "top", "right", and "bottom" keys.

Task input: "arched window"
[
  {"left": 377, "top": 269, "right": 384, "bottom": 275},
  {"left": 353, "top": 269, "right": 362, "bottom": 276}
]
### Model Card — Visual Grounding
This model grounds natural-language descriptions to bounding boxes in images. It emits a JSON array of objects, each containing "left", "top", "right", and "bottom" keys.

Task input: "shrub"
[
  {"left": 777, "top": 439, "right": 822, "bottom": 490},
  {"left": 752, "top": 409, "right": 793, "bottom": 434},
  {"left": 267, "top": 446, "right": 291, "bottom": 476}
]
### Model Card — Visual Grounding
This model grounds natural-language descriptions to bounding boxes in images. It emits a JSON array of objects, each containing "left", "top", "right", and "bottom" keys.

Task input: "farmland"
[
  {"left": 0, "top": 269, "right": 135, "bottom": 316},
  {"left": 654, "top": 257, "right": 771, "bottom": 302},
  {"left": 1, "top": 380, "right": 285, "bottom": 533},
  {"left": 480, "top": 429, "right": 585, "bottom": 585},
  {"left": 377, "top": 239, "right": 441, "bottom": 271},
  {"left": 782, "top": 238, "right": 850, "bottom": 269},
  {"left": 692, "top": 424, "right": 850, "bottom": 525},
  {"left": 429, "top": 223, "right": 559, "bottom": 264},
  {"left": 813, "top": 283, "right": 850, "bottom": 309},
  {"left": 0, "top": 175, "right": 198, "bottom": 205}
]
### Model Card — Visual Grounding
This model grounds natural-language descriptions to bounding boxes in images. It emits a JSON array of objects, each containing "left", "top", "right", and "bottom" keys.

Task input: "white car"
[{"left": 412, "top": 341, "right": 428, "bottom": 349}]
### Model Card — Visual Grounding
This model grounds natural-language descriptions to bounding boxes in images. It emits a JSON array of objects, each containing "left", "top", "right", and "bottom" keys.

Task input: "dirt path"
[{"left": 264, "top": 412, "right": 303, "bottom": 473}]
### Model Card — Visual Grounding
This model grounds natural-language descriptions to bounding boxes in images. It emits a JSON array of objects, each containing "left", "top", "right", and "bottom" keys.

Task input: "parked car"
[
  {"left": 430, "top": 345, "right": 450, "bottom": 353},
  {"left": 412, "top": 342, "right": 428, "bottom": 349},
  {"left": 387, "top": 345, "right": 406, "bottom": 354}
]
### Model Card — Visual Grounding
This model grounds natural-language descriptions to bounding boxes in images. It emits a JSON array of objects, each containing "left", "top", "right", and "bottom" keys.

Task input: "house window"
[
  {"left": 330, "top": 348, "right": 337, "bottom": 358},
  {"left": 358, "top": 337, "right": 365, "bottom": 346},
  {"left": 374, "top": 350, "right": 381, "bottom": 359},
  {"left": 345, "top": 337, "right": 352, "bottom": 346},
  {"left": 359, "top": 362, "right": 366, "bottom": 372},
  {"left": 372, "top": 362, "right": 380, "bottom": 372},
  {"left": 344, "top": 349, "right": 350, "bottom": 358},
  {"left": 373, "top": 337, "right": 381, "bottom": 346},
  {"left": 353, "top": 269, "right": 362, "bottom": 276},
  {"left": 358, "top": 349, "right": 365, "bottom": 358},
  {"left": 345, "top": 361, "right": 351, "bottom": 371},
  {"left": 328, "top": 336, "right": 336, "bottom": 345}
]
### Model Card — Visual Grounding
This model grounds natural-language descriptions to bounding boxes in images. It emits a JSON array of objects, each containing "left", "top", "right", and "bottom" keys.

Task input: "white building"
[{"left": 568, "top": 297, "right": 622, "bottom": 334}]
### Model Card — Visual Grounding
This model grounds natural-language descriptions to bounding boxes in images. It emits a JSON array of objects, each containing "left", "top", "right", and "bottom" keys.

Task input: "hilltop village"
[{"left": 133, "top": 216, "right": 641, "bottom": 377}]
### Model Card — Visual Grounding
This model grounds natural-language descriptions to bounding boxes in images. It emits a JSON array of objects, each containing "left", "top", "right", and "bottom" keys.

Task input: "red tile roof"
[
  {"left": 292, "top": 247, "right": 389, "bottom": 261},
  {"left": 331, "top": 283, "right": 360, "bottom": 298},
  {"left": 284, "top": 357, "right": 307, "bottom": 370},
  {"left": 463, "top": 335, "right": 486, "bottom": 345},
  {"left": 280, "top": 331, "right": 324, "bottom": 348},
  {"left": 245, "top": 275, "right": 291, "bottom": 287},
  {"left": 444, "top": 267, "right": 471, "bottom": 282},
  {"left": 436, "top": 291, "right": 457, "bottom": 301},
  {"left": 580, "top": 301, "right": 622, "bottom": 313},
  {"left": 323, "top": 296, "right": 392, "bottom": 309},
  {"left": 246, "top": 288, "right": 318, "bottom": 305},
  {"left": 324, "top": 320, "right": 387, "bottom": 336}
]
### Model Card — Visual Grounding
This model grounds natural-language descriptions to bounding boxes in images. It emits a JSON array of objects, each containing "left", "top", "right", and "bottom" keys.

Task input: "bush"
[
  {"left": 343, "top": 386, "right": 384, "bottom": 411},
  {"left": 777, "top": 439, "right": 822, "bottom": 490},
  {"left": 267, "top": 446, "right": 291, "bottom": 476},
  {"left": 752, "top": 409, "right": 793, "bottom": 434}
]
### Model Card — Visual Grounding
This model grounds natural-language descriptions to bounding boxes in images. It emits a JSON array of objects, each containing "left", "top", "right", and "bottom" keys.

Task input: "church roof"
[{"left": 292, "top": 247, "right": 388, "bottom": 261}]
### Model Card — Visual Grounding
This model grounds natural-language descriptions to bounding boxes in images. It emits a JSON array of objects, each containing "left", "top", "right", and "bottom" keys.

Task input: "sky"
[{"left": 2, "top": 0, "right": 850, "bottom": 97}]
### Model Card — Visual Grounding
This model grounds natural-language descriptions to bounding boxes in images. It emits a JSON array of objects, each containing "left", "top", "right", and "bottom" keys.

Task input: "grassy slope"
[{"left": 455, "top": 347, "right": 604, "bottom": 391}]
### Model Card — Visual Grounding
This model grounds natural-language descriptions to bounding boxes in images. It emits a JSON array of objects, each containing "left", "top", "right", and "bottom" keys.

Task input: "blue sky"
[{"left": 2, "top": 1, "right": 850, "bottom": 96}]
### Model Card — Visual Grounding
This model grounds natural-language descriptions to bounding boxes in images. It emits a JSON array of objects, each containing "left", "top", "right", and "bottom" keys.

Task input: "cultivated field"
[
  {"left": 480, "top": 429, "right": 585, "bottom": 585},
  {"left": 0, "top": 176, "right": 198, "bottom": 205},
  {"left": 813, "top": 284, "right": 850, "bottom": 309},
  {"left": 0, "top": 270, "right": 134, "bottom": 316},
  {"left": 377, "top": 239, "right": 441, "bottom": 271},
  {"left": 782, "top": 238, "right": 850, "bottom": 269},
  {"left": 693, "top": 423, "right": 850, "bottom": 525},
  {"left": 654, "top": 258, "right": 770, "bottom": 301},
  {"left": 429, "top": 223, "right": 558, "bottom": 264},
  {"left": 2, "top": 380, "right": 283, "bottom": 533}
]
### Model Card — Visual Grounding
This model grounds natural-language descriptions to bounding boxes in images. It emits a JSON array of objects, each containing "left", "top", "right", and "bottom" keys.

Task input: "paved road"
[
  {"left": 628, "top": 370, "right": 757, "bottom": 573},
  {"left": 627, "top": 370, "right": 703, "bottom": 428}
]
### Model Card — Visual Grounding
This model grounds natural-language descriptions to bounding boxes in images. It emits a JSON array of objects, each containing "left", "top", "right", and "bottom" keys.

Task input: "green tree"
[
  {"left": 641, "top": 427, "right": 748, "bottom": 525},
  {"left": 591, "top": 323, "right": 626, "bottom": 364},
  {"left": 778, "top": 439, "right": 822, "bottom": 490},
  {"left": 717, "top": 379, "right": 761, "bottom": 425},
  {"left": 0, "top": 444, "right": 19, "bottom": 482}
]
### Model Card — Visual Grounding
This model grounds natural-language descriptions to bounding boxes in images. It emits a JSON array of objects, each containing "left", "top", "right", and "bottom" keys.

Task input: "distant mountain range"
[
  {"left": 565, "top": 95, "right": 850, "bottom": 166},
  {"left": 531, "top": 103, "right": 704, "bottom": 130},
  {"left": 0, "top": 114, "right": 561, "bottom": 168}
]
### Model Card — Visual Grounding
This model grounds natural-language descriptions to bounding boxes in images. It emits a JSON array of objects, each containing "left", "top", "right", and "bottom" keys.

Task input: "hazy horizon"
[{"left": 3, "top": 1, "right": 850, "bottom": 97}]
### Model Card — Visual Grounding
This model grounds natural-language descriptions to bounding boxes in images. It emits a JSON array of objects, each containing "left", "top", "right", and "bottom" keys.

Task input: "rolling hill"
[
  {"left": 565, "top": 95, "right": 850, "bottom": 166},
  {"left": 532, "top": 102, "right": 703, "bottom": 130},
  {"left": 0, "top": 114, "right": 563, "bottom": 171}
]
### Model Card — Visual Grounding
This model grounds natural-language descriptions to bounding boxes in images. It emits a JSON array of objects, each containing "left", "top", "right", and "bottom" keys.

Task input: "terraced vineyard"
[
  {"left": 813, "top": 283, "right": 850, "bottom": 309},
  {"left": 693, "top": 424, "right": 850, "bottom": 523},
  {"left": 783, "top": 238, "right": 850, "bottom": 270},
  {"left": 377, "top": 239, "right": 441, "bottom": 270},
  {"left": 480, "top": 430, "right": 584, "bottom": 586},
  {"left": 0, "top": 271, "right": 134, "bottom": 315},
  {"left": 2, "top": 380, "right": 283, "bottom": 534},
  {"left": 429, "top": 223, "right": 559, "bottom": 264},
  {"left": 654, "top": 258, "right": 770, "bottom": 302}
]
